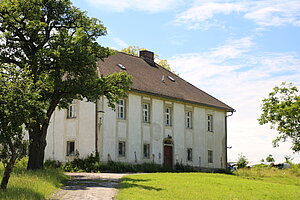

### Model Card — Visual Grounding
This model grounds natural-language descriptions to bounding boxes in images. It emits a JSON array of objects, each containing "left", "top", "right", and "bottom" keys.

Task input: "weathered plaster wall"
[{"left": 45, "top": 92, "right": 227, "bottom": 169}]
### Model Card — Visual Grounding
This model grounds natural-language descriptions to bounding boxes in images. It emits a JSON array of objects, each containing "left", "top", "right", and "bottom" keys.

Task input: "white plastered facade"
[{"left": 45, "top": 92, "right": 227, "bottom": 169}]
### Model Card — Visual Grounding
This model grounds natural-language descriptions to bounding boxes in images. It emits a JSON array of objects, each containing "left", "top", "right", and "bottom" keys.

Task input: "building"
[{"left": 45, "top": 50, "right": 235, "bottom": 169}]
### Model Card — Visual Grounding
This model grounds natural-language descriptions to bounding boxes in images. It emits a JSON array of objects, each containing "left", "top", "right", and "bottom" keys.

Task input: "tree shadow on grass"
[
  {"left": 0, "top": 187, "right": 45, "bottom": 200},
  {"left": 120, "top": 178, "right": 163, "bottom": 191}
]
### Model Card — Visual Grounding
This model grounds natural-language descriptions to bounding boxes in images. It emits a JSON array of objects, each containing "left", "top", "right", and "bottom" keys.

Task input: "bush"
[
  {"left": 44, "top": 159, "right": 62, "bottom": 169},
  {"left": 236, "top": 153, "right": 248, "bottom": 169},
  {"left": 61, "top": 153, "right": 230, "bottom": 173}
]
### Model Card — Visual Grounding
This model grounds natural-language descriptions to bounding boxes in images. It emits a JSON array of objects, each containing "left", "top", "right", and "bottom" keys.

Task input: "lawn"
[
  {"left": 117, "top": 167, "right": 300, "bottom": 200},
  {"left": 0, "top": 159, "right": 68, "bottom": 200}
]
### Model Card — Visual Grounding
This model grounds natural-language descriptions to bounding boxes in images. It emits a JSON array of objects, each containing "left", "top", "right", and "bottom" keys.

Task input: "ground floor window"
[
  {"left": 187, "top": 148, "right": 193, "bottom": 161},
  {"left": 143, "top": 144, "right": 150, "bottom": 158},
  {"left": 208, "top": 150, "right": 213, "bottom": 163},
  {"left": 118, "top": 141, "right": 126, "bottom": 157},
  {"left": 66, "top": 141, "right": 75, "bottom": 156}
]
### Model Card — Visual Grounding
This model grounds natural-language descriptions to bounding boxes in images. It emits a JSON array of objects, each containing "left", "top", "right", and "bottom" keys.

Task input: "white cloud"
[
  {"left": 175, "top": 2, "right": 246, "bottom": 29},
  {"left": 168, "top": 37, "right": 300, "bottom": 163},
  {"left": 175, "top": 0, "right": 300, "bottom": 29},
  {"left": 245, "top": 0, "right": 300, "bottom": 27},
  {"left": 88, "top": 0, "right": 182, "bottom": 12},
  {"left": 112, "top": 37, "right": 129, "bottom": 49}
]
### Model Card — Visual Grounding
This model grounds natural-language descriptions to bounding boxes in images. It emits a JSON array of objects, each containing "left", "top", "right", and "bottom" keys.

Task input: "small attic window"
[
  {"left": 117, "top": 63, "right": 126, "bottom": 70},
  {"left": 167, "top": 76, "right": 175, "bottom": 82}
]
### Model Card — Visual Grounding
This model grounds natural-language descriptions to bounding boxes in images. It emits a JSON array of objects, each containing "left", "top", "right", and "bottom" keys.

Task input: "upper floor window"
[
  {"left": 67, "top": 100, "right": 76, "bottom": 118},
  {"left": 118, "top": 99, "right": 126, "bottom": 119},
  {"left": 207, "top": 114, "right": 213, "bottom": 132},
  {"left": 143, "top": 103, "right": 150, "bottom": 123},
  {"left": 118, "top": 141, "right": 126, "bottom": 157},
  {"left": 165, "top": 107, "right": 172, "bottom": 126},
  {"left": 208, "top": 150, "right": 213, "bottom": 163},
  {"left": 185, "top": 111, "right": 192, "bottom": 129},
  {"left": 187, "top": 148, "right": 193, "bottom": 161}
]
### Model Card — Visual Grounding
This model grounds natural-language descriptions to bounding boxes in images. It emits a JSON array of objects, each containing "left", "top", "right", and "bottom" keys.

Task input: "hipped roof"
[{"left": 97, "top": 52, "right": 234, "bottom": 112}]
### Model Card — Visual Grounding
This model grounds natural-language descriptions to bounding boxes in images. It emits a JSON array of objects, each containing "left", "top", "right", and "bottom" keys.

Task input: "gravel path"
[{"left": 50, "top": 173, "right": 130, "bottom": 200}]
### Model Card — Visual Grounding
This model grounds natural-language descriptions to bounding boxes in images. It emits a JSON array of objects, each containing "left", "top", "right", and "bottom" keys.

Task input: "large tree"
[
  {"left": 0, "top": 65, "right": 39, "bottom": 189},
  {"left": 258, "top": 82, "right": 300, "bottom": 152},
  {"left": 0, "top": 0, "right": 132, "bottom": 170}
]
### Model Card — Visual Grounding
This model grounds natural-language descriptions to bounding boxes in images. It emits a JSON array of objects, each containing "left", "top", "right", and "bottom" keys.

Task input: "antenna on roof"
[{"left": 162, "top": 75, "right": 165, "bottom": 82}]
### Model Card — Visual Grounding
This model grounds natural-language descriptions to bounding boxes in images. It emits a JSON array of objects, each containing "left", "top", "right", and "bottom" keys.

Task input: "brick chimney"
[{"left": 139, "top": 50, "right": 154, "bottom": 64}]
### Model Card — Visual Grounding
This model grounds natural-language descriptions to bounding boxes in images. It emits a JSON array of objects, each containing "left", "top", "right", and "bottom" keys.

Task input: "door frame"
[{"left": 163, "top": 137, "right": 174, "bottom": 167}]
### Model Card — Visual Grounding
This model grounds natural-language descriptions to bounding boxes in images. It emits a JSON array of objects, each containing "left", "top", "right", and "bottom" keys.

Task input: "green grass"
[
  {"left": 117, "top": 167, "right": 300, "bottom": 200},
  {"left": 0, "top": 158, "right": 68, "bottom": 200}
]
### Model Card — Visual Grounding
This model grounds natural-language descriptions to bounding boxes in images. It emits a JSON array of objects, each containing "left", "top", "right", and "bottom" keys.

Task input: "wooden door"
[{"left": 164, "top": 145, "right": 173, "bottom": 167}]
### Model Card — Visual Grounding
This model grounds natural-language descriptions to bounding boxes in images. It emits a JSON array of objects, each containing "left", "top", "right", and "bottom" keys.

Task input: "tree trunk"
[
  {"left": 27, "top": 128, "right": 47, "bottom": 170},
  {"left": 1, "top": 148, "right": 16, "bottom": 189},
  {"left": 26, "top": 94, "right": 62, "bottom": 170}
]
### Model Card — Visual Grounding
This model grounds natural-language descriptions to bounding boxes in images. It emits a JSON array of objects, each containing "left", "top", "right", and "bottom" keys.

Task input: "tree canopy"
[
  {"left": 0, "top": 0, "right": 132, "bottom": 170},
  {"left": 258, "top": 82, "right": 300, "bottom": 152},
  {"left": 265, "top": 154, "right": 275, "bottom": 162},
  {"left": 0, "top": 66, "right": 39, "bottom": 188}
]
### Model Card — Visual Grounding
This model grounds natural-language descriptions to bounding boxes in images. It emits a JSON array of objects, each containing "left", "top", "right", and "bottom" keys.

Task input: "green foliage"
[
  {"left": 258, "top": 82, "right": 300, "bottom": 152},
  {"left": 0, "top": 0, "right": 132, "bottom": 169},
  {"left": 266, "top": 154, "right": 275, "bottom": 162},
  {"left": 61, "top": 154, "right": 214, "bottom": 173},
  {"left": 0, "top": 65, "right": 41, "bottom": 188},
  {"left": 0, "top": 158, "right": 67, "bottom": 200},
  {"left": 236, "top": 153, "right": 249, "bottom": 169},
  {"left": 44, "top": 159, "right": 62, "bottom": 169},
  {"left": 117, "top": 171, "right": 300, "bottom": 200},
  {"left": 284, "top": 155, "right": 294, "bottom": 164}
]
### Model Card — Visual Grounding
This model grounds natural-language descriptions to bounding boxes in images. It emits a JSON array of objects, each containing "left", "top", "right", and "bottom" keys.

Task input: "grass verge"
[
  {"left": 117, "top": 166, "right": 300, "bottom": 200},
  {"left": 0, "top": 158, "right": 68, "bottom": 200}
]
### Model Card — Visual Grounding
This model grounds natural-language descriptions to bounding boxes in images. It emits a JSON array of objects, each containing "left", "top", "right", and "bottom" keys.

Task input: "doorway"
[{"left": 163, "top": 138, "right": 173, "bottom": 168}]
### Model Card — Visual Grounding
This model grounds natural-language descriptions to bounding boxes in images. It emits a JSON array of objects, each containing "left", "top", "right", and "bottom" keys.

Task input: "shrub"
[
  {"left": 44, "top": 159, "right": 62, "bottom": 169},
  {"left": 236, "top": 153, "right": 248, "bottom": 169}
]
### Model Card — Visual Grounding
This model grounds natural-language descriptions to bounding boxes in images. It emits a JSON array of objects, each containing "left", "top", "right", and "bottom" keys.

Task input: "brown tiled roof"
[{"left": 97, "top": 52, "right": 234, "bottom": 112}]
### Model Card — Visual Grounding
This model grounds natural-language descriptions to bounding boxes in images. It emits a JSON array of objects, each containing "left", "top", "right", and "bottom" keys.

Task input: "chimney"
[{"left": 139, "top": 50, "right": 154, "bottom": 64}]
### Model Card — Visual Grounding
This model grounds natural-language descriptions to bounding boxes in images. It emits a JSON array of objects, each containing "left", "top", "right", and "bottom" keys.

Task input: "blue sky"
[{"left": 72, "top": 0, "right": 300, "bottom": 163}]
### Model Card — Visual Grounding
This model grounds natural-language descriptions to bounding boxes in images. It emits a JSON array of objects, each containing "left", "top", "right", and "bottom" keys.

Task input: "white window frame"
[
  {"left": 185, "top": 111, "right": 192, "bottom": 129},
  {"left": 117, "top": 99, "right": 126, "bottom": 119},
  {"left": 66, "top": 141, "right": 75, "bottom": 156},
  {"left": 143, "top": 144, "right": 150, "bottom": 159},
  {"left": 165, "top": 107, "right": 172, "bottom": 126},
  {"left": 67, "top": 100, "right": 76, "bottom": 118},
  {"left": 208, "top": 150, "right": 213, "bottom": 163},
  {"left": 143, "top": 103, "right": 150, "bottom": 123},
  {"left": 118, "top": 141, "right": 126, "bottom": 157},
  {"left": 187, "top": 148, "right": 193, "bottom": 161},
  {"left": 207, "top": 114, "right": 213, "bottom": 132}
]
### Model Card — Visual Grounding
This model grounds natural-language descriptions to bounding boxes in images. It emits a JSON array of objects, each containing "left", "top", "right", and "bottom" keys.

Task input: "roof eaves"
[{"left": 130, "top": 89, "right": 235, "bottom": 112}]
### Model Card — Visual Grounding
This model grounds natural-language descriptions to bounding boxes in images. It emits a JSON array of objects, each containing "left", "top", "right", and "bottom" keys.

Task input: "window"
[
  {"left": 118, "top": 141, "right": 126, "bottom": 157},
  {"left": 118, "top": 99, "right": 126, "bottom": 119},
  {"left": 165, "top": 107, "right": 172, "bottom": 126},
  {"left": 208, "top": 150, "right": 213, "bottom": 163},
  {"left": 185, "top": 111, "right": 192, "bottom": 129},
  {"left": 187, "top": 148, "right": 193, "bottom": 161},
  {"left": 143, "top": 144, "right": 150, "bottom": 159},
  {"left": 143, "top": 103, "right": 150, "bottom": 123},
  {"left": 67, "top": 100, "right": 76, "bottom": 118},
  {"left": 207, "top": 115, "right": 213, "bottom": 132},
  {"left": 66, "top": 141, "right": 75, "bottom": 156}
]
